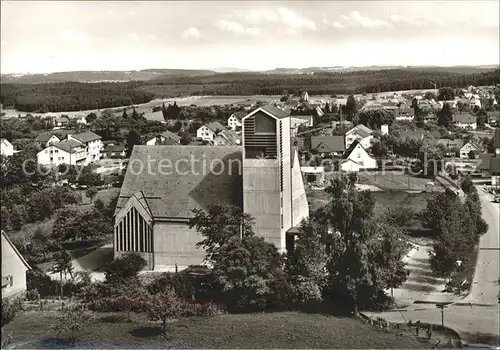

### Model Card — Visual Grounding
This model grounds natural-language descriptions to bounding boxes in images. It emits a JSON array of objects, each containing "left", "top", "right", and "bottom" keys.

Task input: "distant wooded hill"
[
  {"left": 2, "top": 66, "right": 498, "bottom": 84},
  {"left": 0, "top": 69, "right": 216, "bottom": 84},
  {"left": 1, "top": 67, "right": 499, "bottom": 113}
]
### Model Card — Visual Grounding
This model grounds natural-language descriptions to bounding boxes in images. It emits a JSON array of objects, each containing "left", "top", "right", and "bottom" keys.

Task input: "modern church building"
[{"left": 113, "top": 105, "right": 309, "bottom": 271}]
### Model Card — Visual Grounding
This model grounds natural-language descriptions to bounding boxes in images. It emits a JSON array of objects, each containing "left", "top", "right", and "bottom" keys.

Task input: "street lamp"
[{"left": 456, "top": 260, "right": 463, "bottom": 295}]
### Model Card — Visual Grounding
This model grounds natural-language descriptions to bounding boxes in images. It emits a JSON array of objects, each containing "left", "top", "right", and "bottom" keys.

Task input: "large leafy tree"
[
  {"left": 211, "top": 235, "right": 288, "bottom": 312},
  {"left": 318, "top": 174, "right": 407, "bottom": 314},
  {"left": 190, "top": 202, "right": 254, "bottom": 263},
  {"left": 125, "top": 129, "right": 141, "bottom": 157},
  {"left": 143, "top": 288, "right": 186, "bottom": 332},
  {"left": 104, "top": 252, "right": 147, "bottom": 286},
  {"left": 344, "top": 95, "right": 357, "bottom": 121},
  {"left": 437, "top": 103, "right": 454, "bottom": 127},
  {"left": 285, "top": 217, "right": 329, "bottom": 305},
  {"left": 357, "top": 108, "right": 396, "bottom": 129},
  {"left": 191, "top": 203, "right": 288, "bottom": 312},
  {"left": 51, "top": 250, "right": 74, "bottom": 298},
  {"left": 52, "top": 205, "right": 111, "bottom": 242},
  {"left": 437, "top": 87, "right": 455, "bottom": 101},
  {"left": 0, "top": 142, "right": 43, "bottom": 188}
]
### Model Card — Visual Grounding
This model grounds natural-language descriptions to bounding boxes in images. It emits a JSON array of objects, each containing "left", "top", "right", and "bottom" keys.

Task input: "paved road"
[
  {"left": 365, "top": 305, "right": 499, "bottom": 345},
  {"left": 465, "top": 188, "right": 500, "bottom": 305},
  {"left": 389, "top": 244, "right": 457, "bottom": 305},
  {"left": 365, "top": 187, "right": 500, "bottom": 345},
  {"left": 47, "top": 243, "right": 113, "bottom": 282}
]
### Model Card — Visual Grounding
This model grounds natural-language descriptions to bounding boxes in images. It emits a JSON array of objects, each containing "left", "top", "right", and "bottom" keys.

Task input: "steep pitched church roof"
[{"left": 115, "top": 146, "right": 243, "bottom": 220}]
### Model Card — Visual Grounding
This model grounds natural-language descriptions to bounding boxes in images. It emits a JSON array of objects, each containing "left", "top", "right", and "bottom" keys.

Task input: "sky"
[{"left": 1, "top": 1, "right": 499, "bottom": 74}]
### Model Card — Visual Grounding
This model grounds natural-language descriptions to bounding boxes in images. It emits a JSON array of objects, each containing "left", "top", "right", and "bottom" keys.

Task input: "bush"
[
  {"left": 27, "top": 270, "right": 60, "bottom": 297},
  {"left": 288, "top": 276, "right": 323, "bottom": 305},
  {"left": 146, "top": 271, "right": 216, "bottom": 301},
  {"left": 104, "top": 252, "right": 146, "bottom": 285},
  {"left": 26, "top": 289, "right": 40, "bottom": 301},
  {"left": 385, "top": 206, "right": 414, "bottom": 227},
  {"left": 49, "top": 305, "right": 94, "bottom": 343},
  {"left": 184, "top": 301, "right": 226, "bottom": 316},
  {"left": 1, "top": 298, "right": 21, "bottom": 327}
]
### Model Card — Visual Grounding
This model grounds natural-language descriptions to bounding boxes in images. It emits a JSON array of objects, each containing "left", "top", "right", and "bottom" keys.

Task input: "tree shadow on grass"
[
  {"left": 415, "top": 269, "right": 440, "bottom": 278},
  {"left": 461, "top": 332, "right": 500, "bottom": 346},
  {"left": 38, "top": 337, "right": 79, "bottom": 348},
  {"left": 407, "top": 275, "right": 442, "bottom": 285},
  {"left": 129, "top": 326, "right": 166, "bottom": 339},
  {"left": 295, "top": 300, "right": 352, "bottom": 318},
  {"left": 400, "top": 283, "right": 437, "bottom": 293},
  {"left": 100, "top": 314, "right": 127, "bottom": 323}
]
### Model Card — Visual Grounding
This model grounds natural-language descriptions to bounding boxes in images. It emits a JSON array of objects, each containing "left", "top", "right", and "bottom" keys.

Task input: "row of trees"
[{"left": 422, "top": 180, "right": 488, "bottom": 277}]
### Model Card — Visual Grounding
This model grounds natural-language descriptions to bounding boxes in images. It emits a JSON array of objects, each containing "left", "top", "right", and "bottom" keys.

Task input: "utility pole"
[
  {"left": 436, "top": 304, "right": 447, "bottom": 327},
  {"left": 239, "top": 220, "right": 243, "bottom": 241}
]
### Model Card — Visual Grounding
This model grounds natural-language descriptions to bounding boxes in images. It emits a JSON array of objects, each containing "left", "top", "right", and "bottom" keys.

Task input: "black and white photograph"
[{"left": 1, "top": 0, "right": 499, "bottom": 348}]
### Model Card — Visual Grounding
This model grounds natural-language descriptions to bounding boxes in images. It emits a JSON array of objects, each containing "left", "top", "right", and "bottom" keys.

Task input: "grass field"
[
  {"left": 308, "top": 188, "right": 434, "bottom": 215},
  {"left": 357, "top": 171, "right": 445, "bottom": 192},
  {"left": 79, "top": 188, "right": 119, "bottom": 206},
  {"left": 371, "top": 190, "right": 434, "bottom": 217},
  {"left": 4, "top": 311, "right": 428, "bottom": 349}
]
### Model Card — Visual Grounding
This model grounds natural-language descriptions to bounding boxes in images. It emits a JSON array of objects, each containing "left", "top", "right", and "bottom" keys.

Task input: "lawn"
[
  {"left": 357, "top": 171, "right": 445, "bottom": 192},
  {"left": 79, "top": 188, "right": 119, "bottom": 206},
  {"left": 4, "top": 311, "right": 428, "bottom": 349},
  {"left": 307, "top": 188, "right": 434, "bottom": 217},
  {"left": 371, "top": 190, "right": 434, "bottom": 218}
]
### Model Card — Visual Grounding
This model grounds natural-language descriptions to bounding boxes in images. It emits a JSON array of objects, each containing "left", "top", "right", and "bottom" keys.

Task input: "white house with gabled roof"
[
  {"left": 345, "top": 124, "right": 373, "bottom": 149},
  {"left": 341, "top": 140, "right": 378, "bottom": 172},
  {"left": 227, "top": 111, "right": 246, "bottom": 130},
  {"left": 196, "top": 121, "right": 226, "bottom": 141},
  {"left": 67, "top": 131, "right": 103, "bottom": 165},
  {"left": 0, "top": 138, "right": 15, "bottom": 157},
  {"left": 2, "top": 230, "right": 32, "bottom": 299}
]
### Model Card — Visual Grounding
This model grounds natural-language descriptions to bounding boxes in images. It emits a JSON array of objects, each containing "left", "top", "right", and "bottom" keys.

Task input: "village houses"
[
  {"left": 196, "top": 121, "right": 226, "bottom": 141},
  {"left": 310, "top": 136, "right": 345, "bottom": 157},
  {"left": 35, "top": 133, "right": 61, "bottom": 148},
  {"left": 2, "top": 230, "right": 31, "bottom": 299},
  {"left": 459, "top": 140, "right": 482, "bottom": 158},
  {"left": 0, "top": 138, "right": 15, "bottom": 157},
  {"left": 53, "top": 116, "right": 70, "bottom": 130},
  {"left": 67, "top": 131, "right": 103, "bottom": 165},
  {"left": 345, "top": 124, "right": 373, "bottom": 149},
  {"left": 37, "top": 131, "right": 103, "bottom": 167},
  {"left": 340, "top": 140, "right": 378, "bottom": 172},
  {"left": 227, "top": 111, "right": 246, "bottom": 130},
  {"left": 37, "top": 139, "right": 87, "bottom": 167},
  {"left": 146, "top": 130, "right": 181, "bottom": 146},
  {"left": 453, "top": 112, "right": 477, "bottom": 130},
  {"left": 102, "top": 144, "right": 127, "bottom": 159},
  {"left": 213, "top": 129, "right": 241, "bottom": 146}
]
